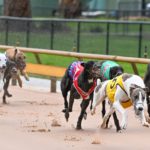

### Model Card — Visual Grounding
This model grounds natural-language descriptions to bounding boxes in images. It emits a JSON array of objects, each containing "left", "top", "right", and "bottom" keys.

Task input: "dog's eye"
[
  {"left": 135, "top": 95, "right": 139, "bottom": 99},
  {"left": 142, "top": 96, "right": 145, "bottom": 101}
]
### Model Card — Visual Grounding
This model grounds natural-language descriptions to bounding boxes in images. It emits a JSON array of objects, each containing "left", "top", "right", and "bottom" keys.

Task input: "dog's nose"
[
  {"left": 2, "top": 65, "right": 6, "bottom": 69},
  {"left": 138, "top": 107, "right": 143, "bottom": 111},
  {"left": 12, "top": 68, "right": 17, "bottom": 74}
]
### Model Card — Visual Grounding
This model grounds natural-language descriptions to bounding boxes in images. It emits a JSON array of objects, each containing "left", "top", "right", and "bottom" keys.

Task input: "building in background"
[
  {"left": 0, "top": 0, "right": 150, "bottom": 18},
  {"left": 31, "top": 0, "right": 58, "bottom": 17}
]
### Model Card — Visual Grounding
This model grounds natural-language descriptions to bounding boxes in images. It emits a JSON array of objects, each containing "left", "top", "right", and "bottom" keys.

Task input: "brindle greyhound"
[
  {"left": 61, "top": 61, "right": 100, "bottom": 129},
  {"left": 5, "top": 48, "right": 29, "bottom": 84},
  {"left": 2, "top": 48, "right": 29, "bottom": 104}
]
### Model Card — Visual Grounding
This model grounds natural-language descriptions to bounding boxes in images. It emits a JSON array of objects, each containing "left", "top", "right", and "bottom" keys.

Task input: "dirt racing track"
[{"left": 0, "top": 84, "right": 150, "bottom": 150}]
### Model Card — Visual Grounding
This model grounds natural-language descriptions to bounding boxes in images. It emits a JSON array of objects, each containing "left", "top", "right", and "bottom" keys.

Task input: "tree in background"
[
  {"left": 59, "top": 0, "right": 82, "bottom": 18},
  {"left": 3, "top": 0, "right": 31, "bottom": 17}
]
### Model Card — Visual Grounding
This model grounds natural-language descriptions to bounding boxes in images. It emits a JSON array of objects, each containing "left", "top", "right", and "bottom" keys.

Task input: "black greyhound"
[
  {"left": 61, "top": 61, "right": 100, "bottom": 129},
  {"left": 144, "top": 63, "right": 150, "bottom": 117},
  {"left": 95, "top": 60, "right": 124, "bottom": 132},
  {"left": 3, "top": 60, "right": 18, "bottom": 104}
]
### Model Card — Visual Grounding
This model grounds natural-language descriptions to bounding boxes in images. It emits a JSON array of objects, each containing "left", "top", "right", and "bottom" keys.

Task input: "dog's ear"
[
  {"left": 13, "top": 48, "right": 18, "bottom": 58},
  {"left": 120, "top": 66, "right": 124, "bottom": 73},
  {"left": 143, "top": 87, "right": 149, "bottom": 93},
  {"left": 15, "top": 48, "right": 18, "bottom": 54},
  {"left": 130, "top": 84, "right": 136, "bottom": 94},
  {"left": 80, "top": 62, "right": 85, "bottom": 67}
]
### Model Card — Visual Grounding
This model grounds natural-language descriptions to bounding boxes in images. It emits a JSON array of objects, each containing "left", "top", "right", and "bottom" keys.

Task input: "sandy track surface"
[{"left": 0, "top": 86, "right": 150, "bottom": 150}]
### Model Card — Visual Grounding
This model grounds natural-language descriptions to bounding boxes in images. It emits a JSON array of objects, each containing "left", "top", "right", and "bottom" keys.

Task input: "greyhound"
[{"left": 91, "top": 73, "right": 149, "bottom": 132}]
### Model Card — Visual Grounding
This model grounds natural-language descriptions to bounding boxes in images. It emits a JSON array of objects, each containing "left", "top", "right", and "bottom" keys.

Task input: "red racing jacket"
[{"left": 73, "top": 64, "right": 96, "bottom": 100}]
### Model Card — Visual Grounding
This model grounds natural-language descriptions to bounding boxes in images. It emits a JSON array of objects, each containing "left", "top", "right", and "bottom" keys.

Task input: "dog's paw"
[
  {"left": 101, "top": 117, "right": 108, "bottom": 129},
  {"left": 62, "top": 109, "right": 66, "bottom": 113},
  {"left": 25, "top": 76, "right": 30, "bottom": 81},
  {"left": 83, "top": 112, "right": 87, "bottom": 120},
  {"left": 121, "top": 122, "right": 127, "bottom": 130},
  {"left": 142, "top": 122, "right": 149, "bottom": 128},
  {"left": 101, "top": 122, "right": 107, "bottom": 129},
  {"left": 91, "top": 108, "right": 96, "bottom": 115},
  {"left": 146, "top": 116, "right": 150, "bottom": 124},
  {"left": 117, "top": 129, "right": 123, "bottom": 133},
  {"left": 7, "top": 94, "right": 12, "bottom": 97},
  {"left": 18, "top": 81, "right": 22, "bottom": 88}
]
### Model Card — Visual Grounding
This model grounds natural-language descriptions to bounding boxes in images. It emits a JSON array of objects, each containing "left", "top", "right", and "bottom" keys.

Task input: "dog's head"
[
  {"left": 0, "top": 53, "right": 7, "bottom": 73},
  {"left": 130, "top": 84, "right": 147, "bottom": 116},
  {"left": 109, "top": 66, "right": 124, "bottom": 79},
  {"left": 81, "top": 61, "right": 100, "bottom": 79},
  {"left": 94, "top": 61, "right": 124, "bottom": 80},
  {"left": 13, "top": 49, "right": 26, "bottom": 71}
]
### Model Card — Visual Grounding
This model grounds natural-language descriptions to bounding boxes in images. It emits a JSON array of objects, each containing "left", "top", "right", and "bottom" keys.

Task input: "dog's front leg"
[
  {"left": 113, "top": 101, "right": 127, "bottom": 130},
  {"left": 91, "top": 89, "right": 101, "bottom": 115},
  {"left": 139, "top": 109, "right": 149, "bottom": 127},
  {"left": 139, "top": 101, "right": 150, "bottom": 127},
  {"left": 0, "top": 76, "right": 3, "bottom": 92},
  {"left": 20, "top": 69, "right": 29, "bottom": 81},
  {"left": 16, "top": 75, "right": 22, "bottom": 88},
  {"left": 91, "top": 82, "right": 107, "bottom": 115}
]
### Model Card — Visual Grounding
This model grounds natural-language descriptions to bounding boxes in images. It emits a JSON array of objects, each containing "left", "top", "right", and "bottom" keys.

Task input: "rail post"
[
  {"left": 5, "top": 19, "right": 9, "bottom": 45},
  {"left": 106, "top": 22, "right": 110, "bottom": 55},
  {"left": 77, "top": 22, "right": 81, "bottom": 52},
  {"left": 138, "top": 23, "right": 143, "bottom": 58},
  {"left": 26, "top": 20, "right": 30, "bottom": 47},
  {"left": 50, "top": 21, "right": 54, "bottom": 49}
]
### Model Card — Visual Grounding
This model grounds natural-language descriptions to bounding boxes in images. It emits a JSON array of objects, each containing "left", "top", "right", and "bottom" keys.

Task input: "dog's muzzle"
[
  {"left": 0, "top": 65, "right": 6, "bottom": 73},
  {"left": 92, "top": 66, "right": 101, "bottom": 78},
  {"left": 11, "top": 67, "right": 18, "bottom": 77},
  {"left": 134, "top": 102, "right": 144, "bottom": 115}
]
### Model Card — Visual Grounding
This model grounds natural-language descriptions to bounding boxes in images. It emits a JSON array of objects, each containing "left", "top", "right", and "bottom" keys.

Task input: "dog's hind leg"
[
  {"left": 64, "top": 86, "right": 77, "bottom": 121},
  {"left": 76, "top": 99, "right": 90, "bottom": 130},
  {"left": 102, "top": 100, "right": 106, "bottom": 117},
  {"left": 61, "top": 90, "right": 69, "bottom": 113},
  {"left": 104, "top": 111, "right": 121, "bottom": 132},
  {"left": 3, "top": 76, "right": 12, "bottom": 104},
  {"left": 80, "top": 101, "right": 87, "bottom": 120},
  {"left": 101, "top": 107, "right": 115, "bottom": 129},
  {"left": 61, "top": 75, "right": 72, "bottom": 112},
  {"left": 112, "top": 112, "right": 121, "bottom": 132}
]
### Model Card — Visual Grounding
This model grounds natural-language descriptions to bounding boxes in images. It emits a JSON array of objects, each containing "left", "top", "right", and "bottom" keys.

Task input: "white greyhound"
[
  {"left": 91, "top": 73, "right": 149, "bottom": 131},
  {"left": 0, "top": 53, "right": 7, "bottom": 91}
]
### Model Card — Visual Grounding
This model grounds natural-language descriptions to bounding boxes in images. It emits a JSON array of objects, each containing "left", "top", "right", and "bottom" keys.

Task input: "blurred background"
[{"left": 0, "top": 0, "right": 150, "bottom": 58}]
